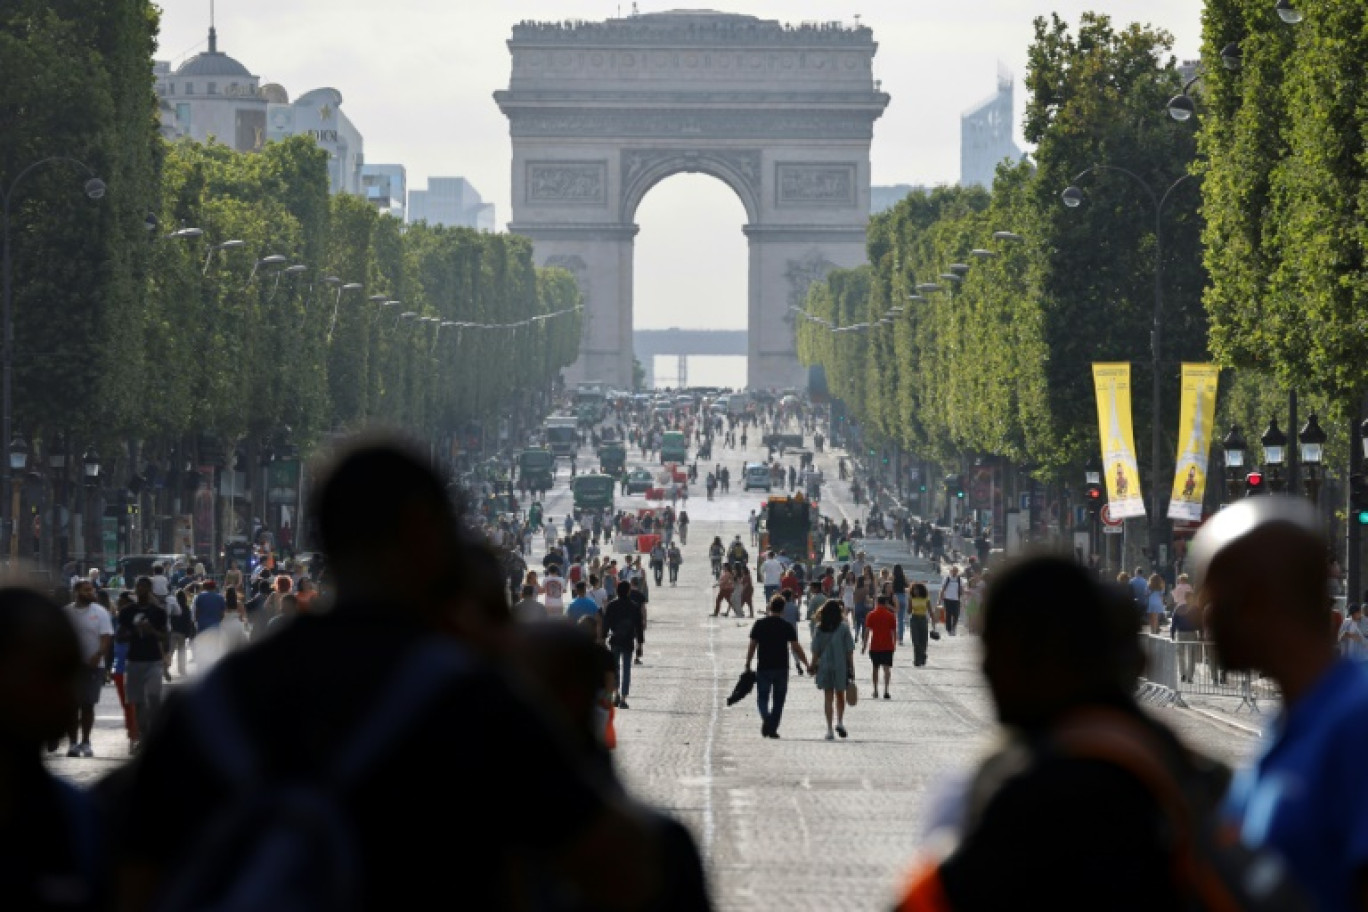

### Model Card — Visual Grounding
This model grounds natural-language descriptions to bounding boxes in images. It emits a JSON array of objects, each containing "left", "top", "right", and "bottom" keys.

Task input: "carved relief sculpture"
[
  {"left": 526, "top": 162, "right": 607, "bottom": 204},
  {"left": 776, "top": 163, "right": 857, "bottom": 207}
]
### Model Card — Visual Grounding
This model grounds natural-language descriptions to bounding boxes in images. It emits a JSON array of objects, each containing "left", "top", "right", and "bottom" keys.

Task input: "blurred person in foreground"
[
  {"left": 1190, "top": 496, "right": 1368, "bottom": 911},
  {"left": 0, "top": 586, "right": 103, "bottom": 909},
  {"left": 895, "top": 556, "right": 1301, "bottom": 912},
  {"left": 115, "top": 438, "right": 676, "bottom": 910}
]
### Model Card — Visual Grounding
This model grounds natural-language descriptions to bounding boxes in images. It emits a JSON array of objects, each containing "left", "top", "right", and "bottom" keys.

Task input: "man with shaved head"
[{"left": 1190, "top": 495, "right": 1368, "bottom": 911}]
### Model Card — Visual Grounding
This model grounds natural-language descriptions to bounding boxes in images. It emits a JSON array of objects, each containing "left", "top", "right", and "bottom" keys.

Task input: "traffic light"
[
  {"left": 1351, "top": 474, "right": 1368, "bottom": 525},
  {"left": 945, "top": 474, "right": 965, "bottom": 500},
  {"left": 1245, "top": 470, "right": 1266, "bottom": 496},
  {"left": 1084, "top": 482, "right": 1104, "bottom": 516},
  {"left": 918, "top": 482, "right": 927, "bottom": 494}
]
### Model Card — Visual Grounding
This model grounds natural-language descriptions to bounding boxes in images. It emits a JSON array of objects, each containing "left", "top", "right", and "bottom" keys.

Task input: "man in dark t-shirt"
[
  {"left": 116, "top": 577, "right": 168, "bottom": 744},
  {"left": 115, "top": 441, "right": 688, "bottom": 910},
  {"left": 746, "top": 596, "right": 809, "bottom": 738}
]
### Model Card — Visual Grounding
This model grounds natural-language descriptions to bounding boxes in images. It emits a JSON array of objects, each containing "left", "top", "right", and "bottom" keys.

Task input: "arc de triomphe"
[{"left": 495, "top": 11, "right": 889, "bottom": 391}]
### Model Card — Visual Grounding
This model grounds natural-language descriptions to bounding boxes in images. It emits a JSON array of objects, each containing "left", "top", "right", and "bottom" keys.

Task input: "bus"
[
  {"left": 518, "top": 449, "right": 555, "bottom": 494},
  {"left": 760, "top": 495, "right": 822, "bottom": 565},
  {"left": 571, "top": 473, "right": 615, "bottom": 516},
  {"left": 573, "top": 382, "right": 608, "bottom": 424},
  {"left": 660, "top": 430, "right": 688, "bottom": 464},
  {"left": 543, "top": 416, "right": 579, "bottom": 457}
]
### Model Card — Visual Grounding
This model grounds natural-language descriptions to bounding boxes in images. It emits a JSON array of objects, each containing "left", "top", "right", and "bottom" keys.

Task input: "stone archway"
[{"left": 495, "top": 10, "right": 889, "bottom": 390}]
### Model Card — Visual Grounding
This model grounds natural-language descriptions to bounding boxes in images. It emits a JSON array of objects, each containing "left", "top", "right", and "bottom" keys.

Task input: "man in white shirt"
[
  {"left": 939, "top": 566, "right": 963, "bottom": 636},
  {"left": 760, "top": 551, "right": 785, "bottom": 603},
  {"left": 543, "top": 566, "right": 567, "bottom": 614},
  {"left": 63, "top": 579, "right": 113, "bottom": 757}
]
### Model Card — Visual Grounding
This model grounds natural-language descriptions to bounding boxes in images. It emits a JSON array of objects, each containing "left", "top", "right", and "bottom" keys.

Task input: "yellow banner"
[
  {"left": 1168, "top": 364, "right": 1219, "bottom": 522},
  {"left": 1092, "top": 363, "right": 1146, "bottom": 519}
]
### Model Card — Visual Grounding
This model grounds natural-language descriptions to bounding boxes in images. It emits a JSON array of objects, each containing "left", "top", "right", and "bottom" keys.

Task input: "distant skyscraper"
[
  {"left": 362, "top": 164, "right": 407, "bottom": 220},
  {"left": 960, "top": 65, "right": 1022, "bottom": 189},
  {"left": 408, "top": 178, "right": 495, "bottom": 231}
]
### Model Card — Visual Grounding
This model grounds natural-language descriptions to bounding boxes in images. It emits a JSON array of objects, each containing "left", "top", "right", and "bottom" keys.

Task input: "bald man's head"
[{"left": 1190, "top": 496, "right": 1330, "bottom": 672}]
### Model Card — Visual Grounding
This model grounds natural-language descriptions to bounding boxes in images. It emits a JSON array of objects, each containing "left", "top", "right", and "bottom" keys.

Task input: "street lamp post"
[
  {"left": 1221, "top": 425, "right": 1247, "bottom": 503},
  {"left": 1063, "top": 165, "right": 1199, "bottom": 570},
  {"left": 1, "top": 158, "right": 105, "bottom": 560},
  {"left": 81, "top": 446, "right": 100, "bottom": 570},
  {"left": 1261, "top": 419, "right": 1288, "bottom": 491},
  {"left": 1298, "top": 412, "right": 1326, "bottom": 503},
  {"left": 7, "top": 435, "right": 27, "bottom": 563}
]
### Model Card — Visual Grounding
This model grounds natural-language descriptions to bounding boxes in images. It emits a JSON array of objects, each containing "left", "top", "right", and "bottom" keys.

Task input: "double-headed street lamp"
[
  {"left": 1, "top": 157, "right": 105, "bottom": 560},
  {"left": 1063, "top": 165, "right": 1199, "bottom": 568}
]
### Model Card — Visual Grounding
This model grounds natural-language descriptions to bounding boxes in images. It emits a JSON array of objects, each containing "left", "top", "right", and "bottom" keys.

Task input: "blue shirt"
[
  {"left": 1129, "top": 576, "right": 1149, "bottom": 604},
  {"left": 1223, "top": 659, "right": 1368, "bottom": 911},
  {"left": 192, "top": 591, "right": 226, "bottom": 630},
  {"left": 565, "top": 596, "right": 600, "bottom": 623}
]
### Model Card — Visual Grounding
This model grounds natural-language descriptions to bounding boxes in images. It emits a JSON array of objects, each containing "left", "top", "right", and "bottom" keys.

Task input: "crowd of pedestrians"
[{"left": 14, "top": 400, "right": 1368, "bottom": 911}]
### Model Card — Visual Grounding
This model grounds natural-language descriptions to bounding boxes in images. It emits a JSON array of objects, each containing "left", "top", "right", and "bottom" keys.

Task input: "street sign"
[
  {"left": 1100, "top": 503, "right": 1123, "bottom": 529},
  {"left": 1102, "top": 523, "right": 1124, "bottom": 535}
]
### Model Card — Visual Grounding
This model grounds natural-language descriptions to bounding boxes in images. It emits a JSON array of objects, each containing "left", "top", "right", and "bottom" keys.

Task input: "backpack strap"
[
  {"left": 183, "top": 639, "right": 472, "bottom": 793},
  {"left": 330, "top": 640, "right": 470, "bottom": 789}
]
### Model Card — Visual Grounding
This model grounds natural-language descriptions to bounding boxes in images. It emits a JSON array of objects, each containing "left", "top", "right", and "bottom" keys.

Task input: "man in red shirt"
[
  {"left": 862, "top": 595, "right": 898, "bottom": 699},
  {"left": 780, "top": 563, "right": 800, "bottom": 601}
]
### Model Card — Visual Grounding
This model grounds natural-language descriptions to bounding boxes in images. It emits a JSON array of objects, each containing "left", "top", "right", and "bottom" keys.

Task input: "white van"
[{"left": 743, "top": 463, "right": 772, "bottom": 492}]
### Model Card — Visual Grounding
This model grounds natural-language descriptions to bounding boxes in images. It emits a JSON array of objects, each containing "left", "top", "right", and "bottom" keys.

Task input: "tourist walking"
[
  {"left": 1145, "top": 573, "right": 1167, "bottom": 634},
  {"left": 938, "top": 566, "right": 963, "bottom": 635},
  {"left": 892, "top": 564, "right": 909, "bottom": 643},
  {"left": 907, "top": 581, "right": 932, "bottom": 667},
  {"left": 862, "top": 595, "right": 897, "bottom": 699},
  {"left": 745, "top": 596, "right": 810, "bottom": 738},
  {"left": 809, "top": 600, "right": 855, "bottom": 740}
]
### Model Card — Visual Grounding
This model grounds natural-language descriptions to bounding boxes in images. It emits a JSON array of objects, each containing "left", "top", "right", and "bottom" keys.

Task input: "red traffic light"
[
  {"left": 1086, "top": 487, "right": 1102, "bottom": 500},
  {"left": 1246, "top": 470, "right": 1266, "bottom": 493}
]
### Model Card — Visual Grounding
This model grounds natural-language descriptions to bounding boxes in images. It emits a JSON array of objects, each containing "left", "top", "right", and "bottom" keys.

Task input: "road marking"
[{"left": 702, "top": 608, "right": 721, "bottom": 858}]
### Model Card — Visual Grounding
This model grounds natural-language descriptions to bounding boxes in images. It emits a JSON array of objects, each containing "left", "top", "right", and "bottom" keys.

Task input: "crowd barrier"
[{"left": 1137, "top": 633, "right": 1271, "bottom": 713}]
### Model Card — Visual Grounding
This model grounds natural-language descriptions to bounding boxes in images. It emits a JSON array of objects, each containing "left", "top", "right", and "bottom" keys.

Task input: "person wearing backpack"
[
  {"left": 115, "top": 440, "right": 686, "bottom": 911},
  {"left": 895, "top": 556, "right": 1305, "bottom": 912}
]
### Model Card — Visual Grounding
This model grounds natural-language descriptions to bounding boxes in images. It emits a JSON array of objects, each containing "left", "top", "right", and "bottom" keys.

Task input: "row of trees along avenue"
[
  {"left": 801, "top": 8, "right": 1367, "bottom": 573},
  {"left": 2, "top": 0, "right": 581, "bottom": 566}
]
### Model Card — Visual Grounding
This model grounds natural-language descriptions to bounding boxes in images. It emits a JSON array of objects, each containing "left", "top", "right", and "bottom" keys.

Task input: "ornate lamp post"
[
  {"left": 82, "top": 446, "right": 100, "bottom": 568},
  {"left": 1298, "top": 413, "right": 1326, "bottom": 502},
  {"left": 1221, "top": 425, "right": 1247, "bottom": 503},
  {"left": 7, "top": 434, "right": 26, "bottom": 563},
  {"left": 1261, "top": 419, "right": 1288, "bottom": 492}
]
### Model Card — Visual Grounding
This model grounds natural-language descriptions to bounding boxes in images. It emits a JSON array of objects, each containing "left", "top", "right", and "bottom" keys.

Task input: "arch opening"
[{"left": 633, "top": 172, "right": 748, "bottom": 391}]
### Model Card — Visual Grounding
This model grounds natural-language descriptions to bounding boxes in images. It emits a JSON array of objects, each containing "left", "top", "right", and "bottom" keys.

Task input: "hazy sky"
[{"left": 157, "top": 1, "right": 1203, "bottom": 335}]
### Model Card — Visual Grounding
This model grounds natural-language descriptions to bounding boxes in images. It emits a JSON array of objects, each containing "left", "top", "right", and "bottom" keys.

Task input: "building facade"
[
  {"left": 361, "top": 164, "right": 407, "bottom": 220},
  {"left": 960, "top": 67, "right": 1022, "bottom": 189},
  {"left": 267, "top": 88, "right": 365, "bottom": 196},
  {"left": 407, "top": 178, "right": 495, "bottom": 231},
  {"left": 153, "top": 28, "right": 268, "bottom": 152},
  {"left": 154, "top": 27, "right": 365, "bottom": 197}
]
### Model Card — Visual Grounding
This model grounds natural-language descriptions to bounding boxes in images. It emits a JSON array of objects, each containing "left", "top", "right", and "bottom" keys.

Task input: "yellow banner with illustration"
[
  {"left": 1092, "top": 363, "right": 1146, "bottom": 519},
  {"left": 1167, "top": 363, "right": 1219, "bottom": 522}
]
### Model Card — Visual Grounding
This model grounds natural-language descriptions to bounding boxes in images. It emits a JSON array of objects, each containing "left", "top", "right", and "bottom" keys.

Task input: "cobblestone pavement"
[{"left": 47, "top": 431, "right": 1266, "bottom": 909}]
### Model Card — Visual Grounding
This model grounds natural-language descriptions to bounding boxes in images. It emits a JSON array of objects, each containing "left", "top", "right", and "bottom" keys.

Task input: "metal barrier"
[{"left": 1137, "top": 634, "right": 1272, "bottom": 714}]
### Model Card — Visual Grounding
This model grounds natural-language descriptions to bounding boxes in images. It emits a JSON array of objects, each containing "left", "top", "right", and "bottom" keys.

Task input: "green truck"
[
  {"left": 599, "top": 441, "right": 627, "bottom": 475},
  {"left": 660, "top": 430, "right": 688, "bottom": 464},
  {"left": 571, "top": 473, "right": 615, "bottom": 516},
  {"left": 518, "top": 448, "right": 555, "bottom": 494}
]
